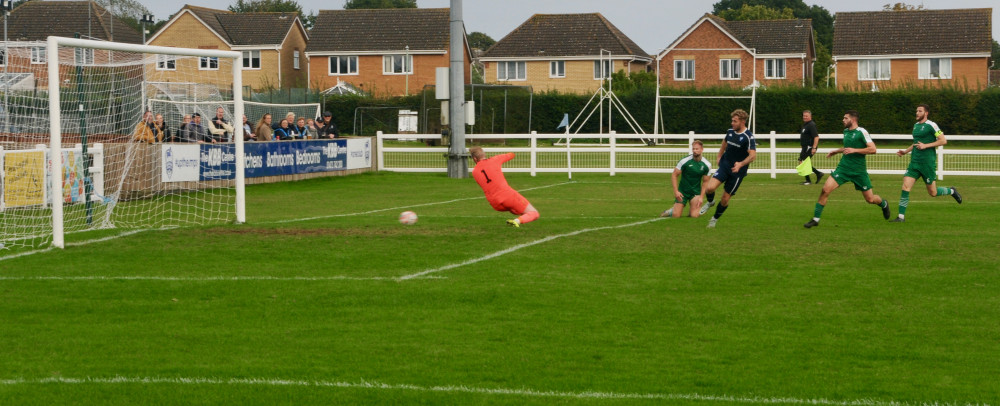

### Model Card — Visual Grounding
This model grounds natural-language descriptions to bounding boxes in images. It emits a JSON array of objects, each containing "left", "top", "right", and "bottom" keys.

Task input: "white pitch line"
[
  {"left": 0, "top": 275, "right": 444, "bottom": 282},
  {"left": 273, "top": 181, "right": 576, "bottom": 224},
  {"left": 397, "top": 217, "right": 663, "bottom": 281},
  {"left": 0, "top": 376, "right": 987, "bottom": 406}
]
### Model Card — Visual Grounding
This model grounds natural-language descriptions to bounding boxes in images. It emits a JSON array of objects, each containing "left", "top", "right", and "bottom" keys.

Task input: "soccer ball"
[{"left": 398, "top": 211, "right": 418, "bottom": 225}]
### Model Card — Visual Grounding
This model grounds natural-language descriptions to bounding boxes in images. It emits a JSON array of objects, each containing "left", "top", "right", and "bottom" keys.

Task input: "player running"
[
  {"left": 470, "top": 146, "right": 539, "bottom": 228},
  {"left": 804, "top": 110, "right": 891, "bottom": 228},
  {"left": 704, "top": 109, "right": 756, "bottom": 228},
  {"left": 890, "top": 104, "right": 962, "bottom": 222},
  {"left": 660, "top": 140, "right": 712, "bottom": 218}
]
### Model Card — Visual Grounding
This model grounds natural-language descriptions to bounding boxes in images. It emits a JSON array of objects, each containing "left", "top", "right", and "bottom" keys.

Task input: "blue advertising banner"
[{"left": 195, "top": 139, "right": 357, "bottom": 181}]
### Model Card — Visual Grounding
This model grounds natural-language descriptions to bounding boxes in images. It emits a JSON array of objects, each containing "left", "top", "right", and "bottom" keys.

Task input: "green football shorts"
[{"left": 831, "top": 169, "right": 872, "bottom": 192}]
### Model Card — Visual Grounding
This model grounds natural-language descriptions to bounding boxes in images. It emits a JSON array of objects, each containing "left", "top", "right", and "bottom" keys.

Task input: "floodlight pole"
[
  {"left": 3, "top": 0, "right": 10, "bottom": 125},
  {"left": 446, "top": 0, "right": 467, "bottom": 178}
]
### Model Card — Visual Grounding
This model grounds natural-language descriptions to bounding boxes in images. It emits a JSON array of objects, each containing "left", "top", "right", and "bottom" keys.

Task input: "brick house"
[
  {"left": 305, "top": 8, "right": 471, "bottom": 97},
  {"left": 1, "top": 0, "right": 142, "bottom": 89},
  {"left": 479, "top": 13, "right": 651, "bottom": 94},
  {"left": 147, "top": 5, "right": 309, "bottom": 90},
  {"left": 657, "top": 14, "right": 815, "bottom": 89},
  {"left": 832, "top": 9, "right": 993, "bottom": 91}
]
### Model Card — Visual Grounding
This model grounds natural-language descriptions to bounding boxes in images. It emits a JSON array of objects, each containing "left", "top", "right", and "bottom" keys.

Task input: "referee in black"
[{"left": 799, "top": 110, "right": 824, "bottom": 185}]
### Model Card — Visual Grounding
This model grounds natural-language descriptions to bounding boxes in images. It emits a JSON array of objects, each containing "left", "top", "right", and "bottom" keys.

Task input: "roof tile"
[
  {"left": 307, "top": 8, "right": 452, "bottom": 53},
  {"left": 481, "top": 13, "right": 648, "bottom": 59},
  {"left": 833, "top": 9, "right": 992, "bottom": 56}
]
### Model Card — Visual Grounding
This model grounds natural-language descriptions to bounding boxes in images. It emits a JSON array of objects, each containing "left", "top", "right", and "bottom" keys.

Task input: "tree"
[
  {"left": 228, "top": 0, "right": 302, "bottom": 13},
  {"left": 883, "top": 2, "right": 924, "bottom": 11},
  {"left": 343, "top": 0, "right": 417, "bottom": 9},
  {"left": 718, "top": 4, "right": 795, "bottom": 21},
  {"left": 467, "top": 32, "right": 496, "bottom": 51},
  {"left": 992, "top": 40, "right": 1000, "bottom": 70}
]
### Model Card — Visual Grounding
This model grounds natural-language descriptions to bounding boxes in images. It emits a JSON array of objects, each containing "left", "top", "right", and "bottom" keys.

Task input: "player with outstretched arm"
[
  {"left": 703, "top": 109, "right": 756, "bottom": 228},
  {"left": 470, "top": 146, "right": 540, "bottom": 228},
  {"left": 890, "top": 104, "right": 962, "bottom": 222}
]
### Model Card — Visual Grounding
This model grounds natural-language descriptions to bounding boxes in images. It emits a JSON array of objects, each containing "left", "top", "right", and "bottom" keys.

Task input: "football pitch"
[{"left": 2, "top": 171, "right": 998, "bottom": 405}]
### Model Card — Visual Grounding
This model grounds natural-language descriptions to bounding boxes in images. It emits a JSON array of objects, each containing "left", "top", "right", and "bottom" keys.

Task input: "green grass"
[{"left": 2, "top": 172, "right": 999, "bottom": 405}]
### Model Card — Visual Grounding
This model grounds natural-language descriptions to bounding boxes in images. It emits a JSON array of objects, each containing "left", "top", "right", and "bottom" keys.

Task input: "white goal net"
[{"left": 0, "top": 37, "right": 245, "bottom": 251}]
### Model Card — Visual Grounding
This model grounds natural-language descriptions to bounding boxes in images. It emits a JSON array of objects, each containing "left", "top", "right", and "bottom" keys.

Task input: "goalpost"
[{"left": 0, "top": 37, "right": 245, "bottom": 251}]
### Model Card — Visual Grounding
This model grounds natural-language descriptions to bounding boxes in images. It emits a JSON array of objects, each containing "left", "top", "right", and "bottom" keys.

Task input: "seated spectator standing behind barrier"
[
  {"left": 255, "top": 114, "right": 274, "bottom": 141},
  {"left": 305, "top": 118, "right": 319, "bottom": 139},
  {"left": 189, "top": 113, "right": 215, "bottom": 143},
  {"left": 133, "top": 110, "right": 161, "bottom": 143},
  {"left": 154, "top": 113, "right": 172, "bottom": 142},
  {"left": 317, "top": 111, "right": 339, "bottom": 138},
  {"left": 177, "top": 114, "right": 194, "bottom": 142},
  {"left": 294, "top": 117, "right": 308, "bottom": 139},
  {"left": 210, "top": 106, "right": 234, "bottom": 142},
  {"left": 242, "top": 115, "right": 257, "bottom": 142},
  {"left": 274, "top": 119, "right": 293, "bottom": 140}
]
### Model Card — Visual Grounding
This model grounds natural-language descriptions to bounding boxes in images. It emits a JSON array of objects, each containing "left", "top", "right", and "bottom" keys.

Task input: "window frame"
[
  {"left": 242, "top": 50, "right": 261, "bottom": 70},
  {"left": 75, "top": 48, "right": 95, "bottom": 65},
  {"left": 497, "top": 61, "right": 526, "bottom": 81},
  {"left": 764, "top": 58, "right": 786, "bottom": 79},
  {"left": 673, "top": 59, "right": 694, "bottom": 81},
  {"left": 31, "top": 46, "right": 47, "bottom": 64},
  {"left": 593, "top": 60, "right": 613, "bottom": 80},
  {"left": 328, "top": 56, "right": 359, "bottom": 75},
  {"left": 0, "top": 49, "right": 5, "bottom": 67},
  {"left": 155, "top": 54, "right": 176, "bottom": 71},
  {"left": 719, "top": 58, "right": 741, "bottom": 80},
  {"left": 549, "top": 60, "right": 565, "bottom": 78},
  {"left": 382, "top": 54, "right": 413, "bottom": 75},
  {"left": 199, "top": 56, "right": 219, "bottom": 71},
  {"left": 858, "top": 59, "right": 891, "bottom": 81},
  {"left": 918, "top": 58, "right": 952, "bottom": 79},
  {"left": 293, "top": 50, "right": 300, "bottom": 70}
]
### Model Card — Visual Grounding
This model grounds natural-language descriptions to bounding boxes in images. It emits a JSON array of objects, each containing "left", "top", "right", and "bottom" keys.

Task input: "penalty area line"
[
  {"left": 0, "top": 376, "right": 982, "bottom": 406},
  {"left": 0, "top": 275, "right": 445, "bottom": 282},
  {"left": 397, "top": 217, "right": 663, "bottom": 281}
]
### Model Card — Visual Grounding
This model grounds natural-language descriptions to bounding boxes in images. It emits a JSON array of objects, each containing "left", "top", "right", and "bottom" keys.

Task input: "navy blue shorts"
[{"left": 712, "top": 161, "right": 747, "bottom": 196}]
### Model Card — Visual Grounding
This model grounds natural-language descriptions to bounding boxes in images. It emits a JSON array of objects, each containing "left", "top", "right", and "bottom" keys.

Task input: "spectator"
[
  {"left": 241, "top": 115, "right": 257, "bottom": 142},
  {"left": 274, "top": 119, "right": 293, "bottom": 140},
  {"left": 177, "top": 114, "right": 194, "bottom": 142},
  {"left": 154, "top": 113, "right": 171, "bottom": 142},
  {"left": 294, "top": 117, "right": 308, "bottom": 139},
  {"left": 317, "top": 111, "right": 339, "bottom": 138},
  {"left": 189, "top": 113, "right": 214, "bottom": 143},
  {"left": 133, "top": 110, "right": 160, "bottom": 143},
  {"left": 304, "top": 118, "right": 319, "bottom": 139},
  {"left": 209, "top": 106, "right": 234, "bottom": 142},
  {"left": 255, "top": 114, "right": 274, "bottom": 141}
]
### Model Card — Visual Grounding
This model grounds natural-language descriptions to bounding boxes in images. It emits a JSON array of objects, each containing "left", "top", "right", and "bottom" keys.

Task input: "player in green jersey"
[
  {"left": 890, "top": 104, "right": 962, "bottom": 222},
  {"left": 661, "top": 140, "right": 712, "bottom": 218},
  {"left": 804, "top": 110, "right": 891, "bottom": 228}
]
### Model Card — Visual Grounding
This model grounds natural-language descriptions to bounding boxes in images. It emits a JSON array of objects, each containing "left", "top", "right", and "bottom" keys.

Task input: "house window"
[
  {"left": 199, "top": 57, "right": 218, "bottom": 70},
  {"left": 293, "top": 50, "right": 300, "bottom": 70},
  {"left": 156, "top": 55, "right": 176, "bottom": 70},
  {"left": 858, "top": 59, "right": 890, "bottom": 80},
  {"left": 242, "top": 50, "right": 261, "bottom": 70},
  {"left": 31, "top": 47, "right": 46, "bottom": 64},
  {"left": 550, "top": 61, "right": 565, "bottom": 78},
  {"left": 764, "top": 58, "right": 785, "bottom": 79},
  {"left": 720, "top": 59, "right": 740, "bottom": 80},
  {"left": 383, "top": 54, "right": 412, "bottom": 74},
  {"left": 497, "top": 61, "right": 525, "bottom": 80},
  {"left": 75, "top": 48, "right": 95, "bottom": 65},
  {"left": 329, "top": 56, "right": 358, "bottom": 75},
  {"left": 0, "top": 49, "right": 5, "bottom": 66},
  {"left": 918, "top": 58, "right": 951, "bottom": 79},
  {"left": 674, "top": 59, "right": 694, "bottom": 80},
  {"left": 594, "top": 60, "right": 613, "bottom": 79}
]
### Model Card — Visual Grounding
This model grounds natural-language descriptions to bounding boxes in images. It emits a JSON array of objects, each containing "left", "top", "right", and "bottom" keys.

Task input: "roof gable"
[
  {"left": 7, "top": 1, "right": 142, "bottom": 43},
  {"left": 153, "top": 5, "right": 302, "bottom": 46},
  {"left": 660, "top": 14, "right": 812, "bottom": 58},
  {"left": 307, "top": 8, "right": 453, "bottom": 53},
  {"left": 833, "top": 8, "right": 992, "bottom": 56},
  {"left": 482, "top": 13, "right": 649, "bottom": 59}
]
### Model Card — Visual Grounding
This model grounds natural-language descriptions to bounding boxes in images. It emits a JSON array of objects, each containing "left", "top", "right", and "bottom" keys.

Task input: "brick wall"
[
  {"left": 309, "top": 49, "right": 471, "bottom": 97},
  {"left": 280, "top": 25, "right": 308, "bottom": 88},
  {"left": 482, "top": 59, "right": 646, "bottom": 94},
  {"left": 836, "top": 57, "right": 989, "bottom": 90}
]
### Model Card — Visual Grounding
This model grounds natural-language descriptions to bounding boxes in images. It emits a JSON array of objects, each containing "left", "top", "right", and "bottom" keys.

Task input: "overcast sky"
[{"left": 144, "top": 0, "right": 998, "bottom": 53}]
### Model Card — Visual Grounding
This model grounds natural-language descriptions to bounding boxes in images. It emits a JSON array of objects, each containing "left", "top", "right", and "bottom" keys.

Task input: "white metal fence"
[{"left": 377, "top": 132, "right": 1000, "bottom": 179}]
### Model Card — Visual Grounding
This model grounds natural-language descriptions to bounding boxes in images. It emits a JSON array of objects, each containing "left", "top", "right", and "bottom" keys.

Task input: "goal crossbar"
[{"left": 46, "top": 36, "right": 246, "bottom": 248}]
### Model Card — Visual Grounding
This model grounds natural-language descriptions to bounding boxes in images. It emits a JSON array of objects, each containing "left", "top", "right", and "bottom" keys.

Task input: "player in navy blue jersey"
[{"left": 704, "top": 109, "right": 756, "bottom": 228}]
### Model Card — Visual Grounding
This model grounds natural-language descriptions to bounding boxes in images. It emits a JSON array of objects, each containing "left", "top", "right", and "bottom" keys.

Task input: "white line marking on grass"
[
  {"left": 0, "top": 275, "right": 445, "bottom": 282},
  {"left": 274, "top": 181, "right": 576, "bottom": 224},
  {"left": 397, "top": 217, "right": 663, "bottom": 281},
  {"left": 0, "top": 376, "right": 988, "bottom": 406}
]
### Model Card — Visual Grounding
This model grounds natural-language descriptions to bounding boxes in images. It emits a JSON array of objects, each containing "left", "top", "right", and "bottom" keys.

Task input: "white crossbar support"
[
  {"left": 47, "top": 37, "right": 64, "bottom": 248},
  {"left": 769, "top": 131, "right": 777, "bottom": 179},
  {"left": 530, "top": 132, "right": 537, "bottom": 177}
]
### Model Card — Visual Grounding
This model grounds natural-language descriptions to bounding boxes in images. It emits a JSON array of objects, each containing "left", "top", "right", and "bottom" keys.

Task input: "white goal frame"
[{"left": 47, "top": 36, "right": 246, "bottom": 248}]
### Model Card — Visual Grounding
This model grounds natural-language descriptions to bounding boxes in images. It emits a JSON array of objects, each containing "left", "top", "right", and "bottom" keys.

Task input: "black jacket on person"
[
  {"left": 317, "top": 118, "right": 340, "bottom": 138},
  {"left": 800, "top": 120, "right": 819, "bottom": 147}
]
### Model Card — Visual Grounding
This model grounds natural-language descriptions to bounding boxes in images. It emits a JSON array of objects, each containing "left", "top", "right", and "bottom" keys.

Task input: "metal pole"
[
  {"left": 404, "top": 45, "right": 409, "bottom": 96},
  {"left": 3, "top": 4, "right": 9, "bottom": 128},
  {"left": 446, "top": 0, "right": 467, "bottom": 178},
  {"left": 74, "top": 33, "right": 93, "bottom": 225}
]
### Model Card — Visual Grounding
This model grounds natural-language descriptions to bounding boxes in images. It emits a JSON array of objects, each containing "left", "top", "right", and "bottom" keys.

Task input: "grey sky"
[{"left": 145, "top": 0, "right": 998, "bottom": 53}]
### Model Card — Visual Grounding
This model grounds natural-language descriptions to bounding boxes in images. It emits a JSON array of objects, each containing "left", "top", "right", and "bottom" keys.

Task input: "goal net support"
[{"left": 0, "top": 37, "right": 245, "bottom": 251}]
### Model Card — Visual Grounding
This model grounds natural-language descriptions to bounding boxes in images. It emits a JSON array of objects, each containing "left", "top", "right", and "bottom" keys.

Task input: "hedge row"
[{"left": 322, "top": 86, "right": 1000, "bottom": 137}]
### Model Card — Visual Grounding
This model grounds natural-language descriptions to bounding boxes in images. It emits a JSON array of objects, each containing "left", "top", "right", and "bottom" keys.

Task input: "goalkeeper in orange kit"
[{"left": 469, "top": 146, "right": 540, "bottom": 227}]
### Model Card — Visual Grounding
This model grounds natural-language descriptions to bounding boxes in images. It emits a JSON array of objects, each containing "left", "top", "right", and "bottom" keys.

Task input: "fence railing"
[{"left": 376, "top": 132, "right": 1000, "bottom": 179}]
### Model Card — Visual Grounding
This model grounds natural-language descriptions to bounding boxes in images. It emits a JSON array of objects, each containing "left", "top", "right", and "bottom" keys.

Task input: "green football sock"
[
  {"left": 880, "top": 199, "right": 888, "bottom": 209},
  {"left": 936, "top": 186, "right": 952, "bottom": 196},
  {"left": 814, "top": 203, "right": 825, "bottom": 219},
  {"left": 899, "top": 190, "right": 910, "bottom": 215}
]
